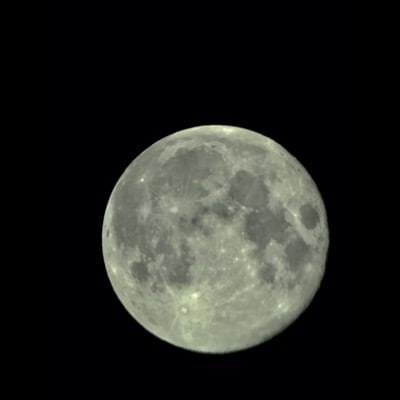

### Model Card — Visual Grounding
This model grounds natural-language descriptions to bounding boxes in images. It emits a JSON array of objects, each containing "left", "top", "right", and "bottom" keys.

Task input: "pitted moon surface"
[{"left": 102, "top": 125, "right": 329, "bottom": 353}]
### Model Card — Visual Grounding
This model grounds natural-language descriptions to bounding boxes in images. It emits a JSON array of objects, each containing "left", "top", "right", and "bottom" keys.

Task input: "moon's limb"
[{"left": 102, "top": 125, "right": 329, "bottom": 353}]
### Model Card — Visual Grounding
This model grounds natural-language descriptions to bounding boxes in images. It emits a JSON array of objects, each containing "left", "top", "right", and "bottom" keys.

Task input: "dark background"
[{"left": 48, "top": 2, "right": 351, "bottom": 398}]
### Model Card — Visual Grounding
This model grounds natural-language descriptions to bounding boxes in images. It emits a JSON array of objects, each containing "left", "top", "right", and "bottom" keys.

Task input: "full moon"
[{"left": 102, "top": 125, "right": 329, "bottom": 353}]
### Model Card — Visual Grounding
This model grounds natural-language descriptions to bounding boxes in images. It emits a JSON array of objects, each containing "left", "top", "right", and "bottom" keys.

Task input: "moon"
[{"left": 102, "top": 125, "right": 329, "bottom": 353}]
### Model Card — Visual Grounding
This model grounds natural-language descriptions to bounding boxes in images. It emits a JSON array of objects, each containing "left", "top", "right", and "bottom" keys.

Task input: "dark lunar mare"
[
  {"left": 130, "top": 261, "right": 150, "bottom": 283},
  {"left": 258, "top": 263, "right": 276, "bottom": 284},
  {"left": 244, "top": 208, "right": 289, "bottom": 250},
  {"left": 299, "top": 203, "right": 320, "bottom": 229},
  {"left": 228, "top": 170, "right": 270, "bottom": 208},
  {"left": 151, "top": 145, "right": 225, "bottom": 198},
  {"left": 165, "top": 240, "right": 195, "bottom": 287},
  {"left": 285, "top": 236, "right": 310, "bottom": 269}
]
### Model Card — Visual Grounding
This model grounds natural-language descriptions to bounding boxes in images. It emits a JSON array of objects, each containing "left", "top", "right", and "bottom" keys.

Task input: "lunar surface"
[{"left": 102, "top": 125, "right": 329, "bottom": 353}]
